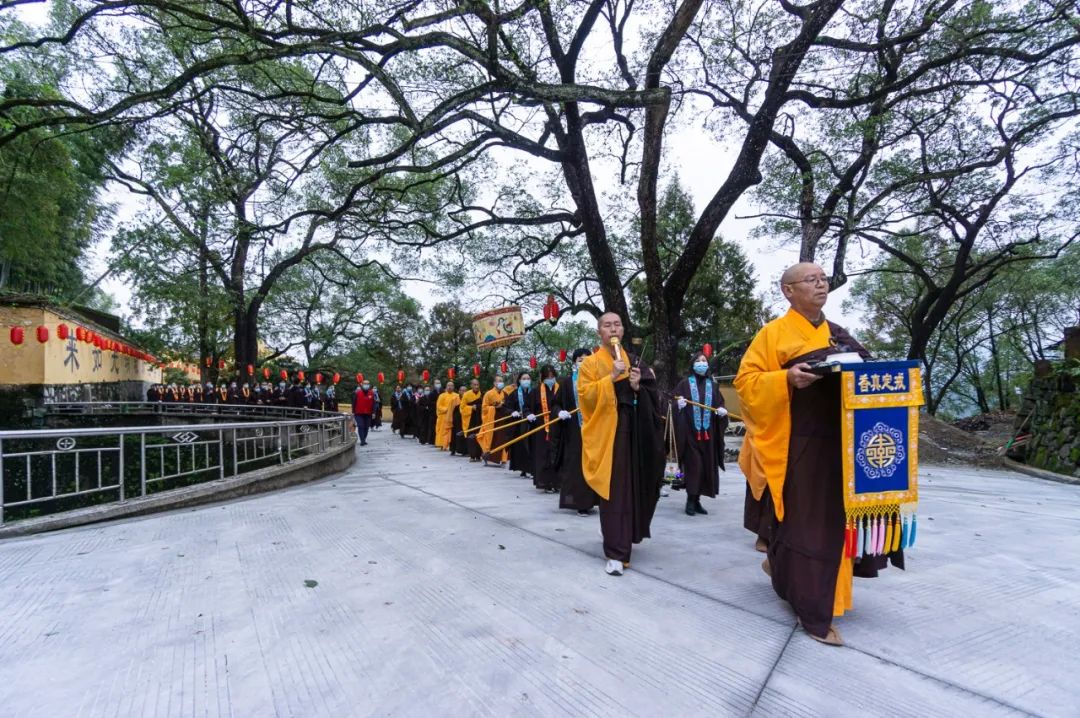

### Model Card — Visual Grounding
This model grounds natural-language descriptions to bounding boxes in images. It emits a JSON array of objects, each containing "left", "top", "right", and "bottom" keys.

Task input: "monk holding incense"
[{"left": 577, "top": 312, "right": 666, "bottom": 576}]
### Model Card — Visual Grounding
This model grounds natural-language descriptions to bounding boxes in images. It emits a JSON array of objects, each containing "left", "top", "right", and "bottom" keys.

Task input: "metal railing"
[{"left": 0, "top": 403, "right": 353, "bottom": 525}]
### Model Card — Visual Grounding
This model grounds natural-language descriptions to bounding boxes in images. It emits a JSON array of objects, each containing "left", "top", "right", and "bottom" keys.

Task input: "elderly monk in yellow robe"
[
  {"left": 578, "top": 312, "right": 666, "bottom": 577},
  {"left": 735, "top": 262, "right": 902, "bottom": 646},
  {"left": 434, "top": 380, "right": 459, "bottom": 450}
]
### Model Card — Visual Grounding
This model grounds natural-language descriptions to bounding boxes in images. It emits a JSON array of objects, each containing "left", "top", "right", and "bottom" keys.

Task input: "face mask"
[
  {"left": 495, "top": 381, "right": 504, "bottom": 390},
  {"left": 434, "top": 383, "right": 442, "bottom": 390},
  {"left": 424, "top": 389, "right": 432, "bottom": 395},
  {"left": 693, "top": 362, "right": 709, "bottom": 376},
  {"left": 519, "top": 379, "right": 531, "bottom": 389},
  {"left": 362, "top": 383, "right": 370, "bottom": 390},
  {"left": 543, "top": 377, "right": 556, "bottom": 389}
]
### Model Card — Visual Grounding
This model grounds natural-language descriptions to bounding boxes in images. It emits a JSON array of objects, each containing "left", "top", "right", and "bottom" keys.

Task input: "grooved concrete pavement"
[{"left": 1, "top": 427, "right": 1077, "bottom": 717}]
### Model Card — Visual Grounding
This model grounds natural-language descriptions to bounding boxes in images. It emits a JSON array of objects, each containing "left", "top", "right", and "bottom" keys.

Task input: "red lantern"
[
  {"left": 315, "top": 372, "right": 323, "bottom": 385},
  {"left": 75, "top": 327, "right": 85, "bottom": 342},
  {"left": 280, "top": 369, "right": 288, "bottom": 381},
  {"left": 356, "top": 372, "right": 363, "bottom": 384},
  {"left": 473, "top": 363, "right": 481, "bottom": 377},
  {"left": 422, "top": 369, "right": 430, "bottom": 382},
  {"left": 500, "top": 360, "right": 509, "bottom": 373},
  {"left": 10, "top": 327, "right": 24, "bottom": 345},
  {"left": 544, "top": 294, "right": 560, "bottom": 325},
  {"left": 377, "top": 371, "right": 385, "bottom": 384},
  {"left": 93, "top": 336, "right": 101, "bottom": 349},
  {"left": 448, "top": 367, "right": 456, "bottom": 380},
  {"left": 247, "top": 364, "right": 254, "bottom": 376},
  {"left": 397, "top": 369, "right": 405, "bottom": 384},
  {"left": 218, "top": 359, "right": 225, "bottom": 370},
  {"left": 703, "top": 343, "right": 713, "bottom": 359},
  {"left": 205, "top": 356, "right": 212, "bottom": 367},
  {"left": 559, "top": 349, "right": 567, "bottom": 363},
  {"left": 529, "top": 356, "right": 538, "bottom": 369},
  {"left": 57, "top": 324, "right": 69, "bottom": 341},
  {"left": 333, "top": 372, "right": 341, "bottom": 385},
  {"left": 298, "top": 371, "right": 306, "bottom": 382},
  {"left": 35, "top": 326, "right": 49, "bottom": 343},
  {"left": 263, "top": 367, "right": 271, "bottom": 380}
]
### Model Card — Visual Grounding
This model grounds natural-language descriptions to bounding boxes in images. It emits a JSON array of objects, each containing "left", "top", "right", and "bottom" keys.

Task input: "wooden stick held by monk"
[{"left": 487, "top": 409, "right": 579, "bottom": 456}]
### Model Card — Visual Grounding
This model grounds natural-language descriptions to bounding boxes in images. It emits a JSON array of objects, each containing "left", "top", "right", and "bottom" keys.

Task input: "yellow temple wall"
[{"left": 0, "top": 305, "right": 161, "bottom": 386}]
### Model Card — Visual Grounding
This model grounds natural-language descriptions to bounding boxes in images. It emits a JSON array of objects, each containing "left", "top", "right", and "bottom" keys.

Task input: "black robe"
[
  {"left": 413, "top": 393, "right": 432, "bottom": 443},
  {"left": 527, "top": 382, "right": 562, "bottom": 490},
  {"left": 399, "top": 392, "right": 417, "bottom": 438},
  {"left": 450, "top": 399, "right": 468, "bottom": 455},
  {"left": 503, "top": 387, "right": 533, "bottom": 475},
  {"left": 673, "top": 375, "right": 727, "bottom": 499},
  {"left": 391, "top": 393, "right": 404, "bottom": 433},
  {"left": 554, "top": 375, "right": 597, "bottom": 512},
  {"left": 598, "top": 360, "right": 667, "bottom": 563},
  {"left": 767, "top": 322, "right": 904, "bottom": 639}
]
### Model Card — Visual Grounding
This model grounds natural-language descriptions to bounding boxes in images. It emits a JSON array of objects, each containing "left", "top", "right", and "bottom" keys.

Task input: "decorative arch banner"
[
  {"left": 840, "top": 360, "right": 924, "bottom": 559},
  {"left": 472, "top": 306, "right": 525, "bottom": 350}
]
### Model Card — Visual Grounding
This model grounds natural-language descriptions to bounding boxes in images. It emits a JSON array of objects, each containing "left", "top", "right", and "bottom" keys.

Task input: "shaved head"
[
  {"left": 597, "top": 311, "right": 621, "bottom": 328},
  {"left": 780, "top": 262, "right": 823, "bottom": 286}
]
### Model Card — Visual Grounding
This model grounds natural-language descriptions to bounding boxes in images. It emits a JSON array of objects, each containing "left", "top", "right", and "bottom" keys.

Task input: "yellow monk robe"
[
  {"left": 460, "top": 388, "right": 483, "bottom": 434},
  {"left": 577, "top": 347, "right": 628, "bottom": 500},
  {"left": 435, "top": 391, "right": 460, "bottom": 449},
  {"left": 476, "top": 387, "right": 503, "bottom": 454},
  {"left": 734, "top": 308, "right": 856, "bottom": 620}
]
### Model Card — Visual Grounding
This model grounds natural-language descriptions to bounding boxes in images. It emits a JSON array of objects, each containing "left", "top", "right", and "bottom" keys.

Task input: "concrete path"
[{"left": 0, "top": 427, "right": 1077, "bottom": 717}]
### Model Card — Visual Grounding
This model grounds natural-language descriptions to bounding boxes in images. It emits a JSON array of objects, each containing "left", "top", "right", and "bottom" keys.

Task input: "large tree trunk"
[{"left": 233, "top": 306, "right": 259, "bottom": 381}]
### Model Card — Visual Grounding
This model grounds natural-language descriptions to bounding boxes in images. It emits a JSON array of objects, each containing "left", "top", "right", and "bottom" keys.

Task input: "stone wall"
[{"left": 1017, "top": 374, "right": 1080, "bottom": 478}]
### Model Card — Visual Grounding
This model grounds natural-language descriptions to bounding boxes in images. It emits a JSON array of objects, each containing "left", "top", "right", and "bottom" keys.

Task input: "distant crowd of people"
[{"left": 146, "top": 380, "right": 340, "bottom": 412}]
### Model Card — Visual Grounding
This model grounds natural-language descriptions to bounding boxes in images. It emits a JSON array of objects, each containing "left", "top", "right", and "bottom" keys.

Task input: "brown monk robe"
[
  {"left": 744, "top": 485, "right": 775, "bottom": 552},
  {"left": 736, "top": 263, "right": 903, "bottom": 645},
  {"left": 578, "top": 314, "right": 666, "bottom": 575},
  {"left": 555, "top": 349, "right": 598, "bottom": 515},
  {"left": 672, "top": 353, "right": 728, "bottom": 517}
]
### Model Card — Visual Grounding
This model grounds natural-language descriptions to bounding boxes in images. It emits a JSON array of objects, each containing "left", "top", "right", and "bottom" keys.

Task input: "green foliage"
[{"left": 629, "top": 179, "right": 768, "bottom": 374}]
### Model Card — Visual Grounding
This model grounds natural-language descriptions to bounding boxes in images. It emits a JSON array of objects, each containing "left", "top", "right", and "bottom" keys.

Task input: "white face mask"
[
  {"left": 495, "top": 381, "right": 504, "bottom": 390},
  {"left": 362, "top": 383, "right": 370, "bottom": 390}
]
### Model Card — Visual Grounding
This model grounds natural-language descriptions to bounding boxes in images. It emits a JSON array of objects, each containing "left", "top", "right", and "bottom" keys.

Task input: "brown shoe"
[
  {"left": 808, "top": 625, "right": 844, "bottom": 646},
  {"left": 761, "top": 558, "right": 772, "bottom": 577},
  {"left": 755, "top": 538, "right": 768, "bottom": 553}
]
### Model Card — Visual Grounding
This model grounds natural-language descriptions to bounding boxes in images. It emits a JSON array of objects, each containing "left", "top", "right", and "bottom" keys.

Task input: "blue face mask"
[
  {"left": 424, "top": 389, "right": 431, "bottom": 395},
  {"left": 362, "top": 384, "right": 370, "bottom": 390},
  {"left": 543, "top": 377, "right": 556, "bottom": 389},
  {"left": 495, "top": 381, "right": 505, "bottom": 390},
  {"left": 693, "top": 362, "right": 709, "bottom": 376},
  {"left": 519, "top": 379, "right": 532, "bottom": 390}
]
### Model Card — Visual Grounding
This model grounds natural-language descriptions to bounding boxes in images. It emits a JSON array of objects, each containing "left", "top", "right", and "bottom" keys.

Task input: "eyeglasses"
[{"left": 785, "top": 275, "right": 830, "bottom": 287}]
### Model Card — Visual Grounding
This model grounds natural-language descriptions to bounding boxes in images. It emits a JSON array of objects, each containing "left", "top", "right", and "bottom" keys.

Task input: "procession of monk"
[{"left": 359, "top": 264, "right": 903, "bottom": 647}]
